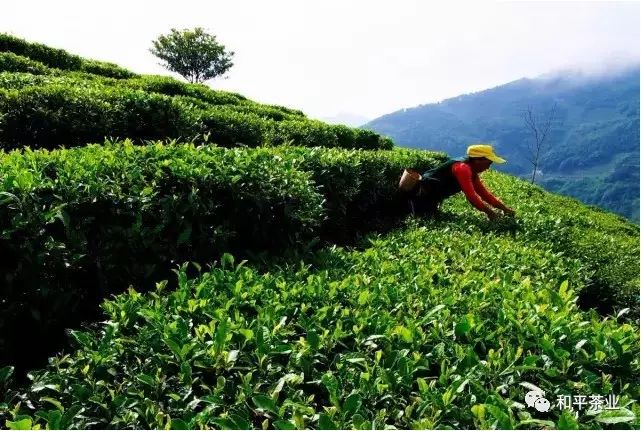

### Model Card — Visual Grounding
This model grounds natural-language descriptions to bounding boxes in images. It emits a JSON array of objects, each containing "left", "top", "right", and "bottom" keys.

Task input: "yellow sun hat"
[{"left": 466, "top": 144, "right": 506, "bottom": 164}]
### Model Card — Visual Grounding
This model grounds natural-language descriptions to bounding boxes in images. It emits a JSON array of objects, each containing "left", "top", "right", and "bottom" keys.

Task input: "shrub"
[
  {"left": 2, "top": 220, "right": 637, "bottom": 429},
  {"left": 0, "top": 33, "right": 82, "bottom": 70},
  {"left": 0, "top": 52, "right": 50, "bottom": 75},
  {"left": 0, "top": 143, "right": 442, "bottom": 376},
  {"left": 0, "top": 71, "right": 51, "bottom": 89},
  {"left": 79, "top": 59, "right": 136, "bottom": 79},
  {"left": 0, "top": 141, "right": 327, "bottom": 375},
  {"left": 0, "top": 33, "right": 135, "bottom": 78},
  {"left": 198, "top": 108, "right": 270, "bottom": 147},
  {"left": 272, "top": 147, "right": 447, "bottom": 241},
  {"left": 124, "top": 75, "right": 249, "bottom": 106},
  {"left": 0, "top": 85, "right": 202, "bottom": 149},
  {"left": 0, "top": 72, "right": 392, "bottom": 150},
  {"left": 439, "top": 171, "right": 640, "bottom": 317}
]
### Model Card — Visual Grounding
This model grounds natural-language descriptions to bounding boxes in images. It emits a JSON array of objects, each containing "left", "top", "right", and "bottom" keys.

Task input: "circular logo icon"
[
  {"left": 525, "top": 390, "right": 545, "bottom": 408},
  {"left": 525, "top": 389, "right": 551, "bottom": 412},
  {"left": 534, "top": 397, "right": 551, "bottom": 412}
]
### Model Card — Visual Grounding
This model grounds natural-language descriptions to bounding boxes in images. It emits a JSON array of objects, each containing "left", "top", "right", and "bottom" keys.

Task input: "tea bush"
[
  {"left": 272, "top": 147, "right": 447, "bottom": 241},
  {"left": 0, "top": 33, "right": 135, "bottom": 78},
  {"left": 0, "top": 52, "right": 50, "bottom": 75},
  {"left": 0, "top": 76, "right": 391, "bottom": 150},
  {"left": 0, "top": 71, "right": 103, "bottom": 90},
  {"left": 0, "top": 43, "right": 391, "bottom": 150},
  {"left": 0, "top": 85, "right": 201, "bottom": 149},
  {"left": 2, "top": 220, "right": 637, "bottom": 429},
  {"left": 124, "top": 76, "right": 304, "bottom": 119},
  {"left": 122, "top": 75, "right": 251, "bottom": 107},
  {"left": 0, "top": 142, "right": 442, "bottom": 378},
  {"left": 78, "top": 59, "right": 137, "bottom": 79},
  {"left": 439, "top": 171, "right": 640, "bottom": 318},
  {"left": 268, "top": 119, "right": 393, "bottom": 150},
  {"left": 0, "top": 142, "right": 322, "bottom": 375}
]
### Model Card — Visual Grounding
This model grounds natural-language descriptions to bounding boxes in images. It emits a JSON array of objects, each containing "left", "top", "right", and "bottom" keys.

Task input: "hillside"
[
  {"left": 364, "top": 67, "right": 640, "bottom": 222},
  {"left": 0, "top": 34, "right": 392, "bottom": 152},
  {"left": 0, "top": 35, "right": 639, "bottom": 429}
]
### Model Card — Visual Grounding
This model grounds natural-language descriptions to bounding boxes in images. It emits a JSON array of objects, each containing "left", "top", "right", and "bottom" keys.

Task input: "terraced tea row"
[
  {"left": 0, "top": 142, "right": 443, "bottom": 374},
  {"left": 2, "top": 219, "right": 637, "bottom": 429},
  {"left": 0, "top": 33, "right": 393, "bottom": 151}
]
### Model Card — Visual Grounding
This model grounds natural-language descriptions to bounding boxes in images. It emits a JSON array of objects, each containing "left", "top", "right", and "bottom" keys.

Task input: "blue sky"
[{"left": 2, "top": 1, "right": 639, "bottom": 122}]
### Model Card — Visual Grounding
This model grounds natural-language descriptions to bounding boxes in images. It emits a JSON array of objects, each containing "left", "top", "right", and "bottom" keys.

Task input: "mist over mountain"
[
  {"left": 365, "top": 66, "right": 640, "bottom": 222},
  {"left": 320, "top": 112, "right": 371, "bottom": 127}
]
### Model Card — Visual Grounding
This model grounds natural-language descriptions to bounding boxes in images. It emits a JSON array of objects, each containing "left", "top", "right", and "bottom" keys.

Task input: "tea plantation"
[{"left": 0, "top": 34, "right": 639, "bottom": 429}]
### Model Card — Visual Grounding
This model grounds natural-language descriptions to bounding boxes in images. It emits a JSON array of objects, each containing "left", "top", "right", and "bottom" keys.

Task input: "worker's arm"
[
  {"left": 472, "top": 175, "right": 516, "bottom": 216},
  {"left": 452, "top": 162, "right": 497, "bottom": 217},
  {"left": 472, "top": 175, "right": 504, "bottom": 208}
]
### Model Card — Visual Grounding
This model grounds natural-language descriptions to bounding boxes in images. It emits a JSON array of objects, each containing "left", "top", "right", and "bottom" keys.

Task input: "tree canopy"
[{"left": 150, "top": 27, "right": 234, "bottom": 84}]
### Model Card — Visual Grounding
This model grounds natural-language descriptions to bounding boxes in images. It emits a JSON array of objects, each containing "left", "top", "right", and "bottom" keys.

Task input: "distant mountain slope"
[{"left": 365, "top": 67, "right": 640, "bottom": 222}]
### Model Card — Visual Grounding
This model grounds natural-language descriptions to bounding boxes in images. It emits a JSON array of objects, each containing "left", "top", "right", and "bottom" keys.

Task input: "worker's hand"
[
  {"left": 502, "top": 207, "right": 516, "bottom": 217},
  {"left": 485, "top": 209, "right": 499, "bottom": 221}
]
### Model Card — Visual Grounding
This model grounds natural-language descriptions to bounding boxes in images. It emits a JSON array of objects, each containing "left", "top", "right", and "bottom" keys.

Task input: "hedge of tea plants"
[
  {"left": 0, "top": 70, "right": 298, "bottom": 118},
  {"left": 0, "top": 77, "right": 392, "bottom": 150},
  {"left": 0, "top": 33, "right": 136, "bottom": 78},
  {"left": 0, "top": 141, "right": 442, "bottom": 378},
  {"left": 0, "top": 52, "right": 51, "bottom": 75},
  {"left": 438, "top": 171, "right": 640, "bottom": 318},
  {"left": 0, "top": 84, "right": 203, "bottom": 149},
  {"left": 0, "top": 35, "right": 392, "bottom": 151},
  {"left": 0, "top": 140, "right": 637, "bottom": 380},
  {"left": 2, "top": 219, "right": 638, "bottom": 429}
]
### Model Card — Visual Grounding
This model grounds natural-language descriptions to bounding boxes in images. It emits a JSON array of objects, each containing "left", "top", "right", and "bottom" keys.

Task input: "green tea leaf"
[
  {"left": 136, "top": 373, "right": 155, "bottom": 387},
  {"left": 215, "top": 318, "right": 230, "bottom": 353},
  {"left": 319, "top": 413, "right": 338, "bottom": 430},
  {"left": 40, "top": 396, "right": 64, "bottom": 412},
  {"left": 180, "top": 362, "right": 192, "bottom": 386},
  {"left": 417, "top": 377, "right": 428, "bottom": 393},
  {"left": 253, "top": 395, "right": 279, "bottom": 415},
  {"left": 5, "top": 418, "right": 32, "bottom": 430},
  {"left": 60, "top": 405, "right": 82, "bottom": 429},
  {"left": 518, "top": 419, "right": 556, "bottom": 428},
  {"left": 574, "top": 339, "right": 587, "bottom": 351},
  {"left": 46, "top": 410, "right": 62, "bottom": 430},
  {"left": 558, "top": 279, "right": 569, "bottom": 297},
  {"left": 611, "top": 338, "right": 624, "bottom": 358},
  {"left": 212, "top": 417, "right": 237, "bottom": 429},
  {"left": 471, "top": 404, "right": 485, "bottom": 419},
  {"left": 321, "top": 373, "right": 340, "bottom": 406},
  {"left": 343, "top": 393, "right": 362, "bottom": 416},
  {"left": 594, "top": 408, "right": 636, "bottom": 424},
  {"left": 273, "top": 420, "right": 297, "bottom": 430},
  {"left": 485, "top": 404, "right": 513, "bottom": 429},
  {"left": 164, "top": 338, "right": 182, "bottom": 359},
  {"left": 557, "top": 409, "right": 579, "bottom": 429},
  {"left": 393, "top": 325, "right": 413, "bottom": 342},
  {"left": 455, "top": 316, "right": 473, "bottom": 338},
  {"left": 171, "top": 418, "right": 189, "bottom": 430},
  {"left": 0, "top": 366, "right": 14, "bottom": 384},
  {"left": 307, "top": 330, "right": 320, "bottom": 349}
]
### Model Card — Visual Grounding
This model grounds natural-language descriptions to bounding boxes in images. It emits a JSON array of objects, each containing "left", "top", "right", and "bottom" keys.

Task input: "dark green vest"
[{"left": 421, "top": 158, "right": 466, "bottom": 201}]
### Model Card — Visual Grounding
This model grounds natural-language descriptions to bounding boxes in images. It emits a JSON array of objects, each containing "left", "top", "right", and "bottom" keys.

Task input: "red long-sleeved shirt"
[{"left": 451, "top": 162, "right": 504, "bottom": 212}]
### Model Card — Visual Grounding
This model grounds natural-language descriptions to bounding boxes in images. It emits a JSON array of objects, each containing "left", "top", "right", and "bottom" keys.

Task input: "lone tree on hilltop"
[{"left": 150, "top": 27, "right": 234, "bottom": 84}]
